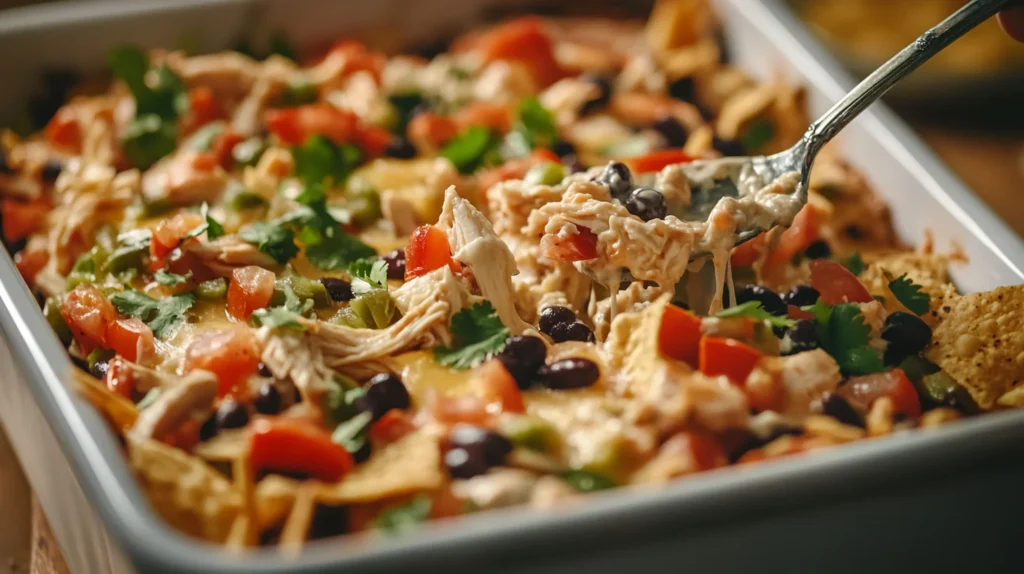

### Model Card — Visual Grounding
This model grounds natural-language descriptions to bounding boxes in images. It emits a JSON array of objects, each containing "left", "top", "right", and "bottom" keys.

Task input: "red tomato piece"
[
  {"left": 699, "top": 336, "right": 764, "bottom": 386},
  {"left": 44, "top": 107, "right": 82, "bottom": 152},
  {"left": 428, "top": 392, "right": 491, "bottom": 427},
  {"left": 250, "top": 417, "right": 353, "bottom": 482},
  {"left": 471, "top": 359, "right": 525, "bottom": 414},
  {"left": 227, "top": 265, "right": 275, "bottom": 320},
  {"left": 183, "top": 326, "right": 261, "bottom": 397},
  {"left": 61, "top": 284, "right": 116, "bottom": 353},
  {"left": 731, "top": 205, "right": 820, "bottom": 269},
  {"left": 149, "top": 212, "right": 205, "bottom": 270},
  {"left": 14, "top": 248, "right": 48, "bottom": 285},
  {"left": 810, "top": 259, "right": 873, "bottom": 305},
  {"left": 264, "top": 104, "right": 359, "bottom": 146},
  {"left": 105, "top": 317, "right": 155, "bottom": 363},
  {"left": 105, "top": 357, "right": 136, "bottom": 398},
  {"left": 540, "top": 227, "right": 599, "bottom": 262},
  {"left": 369, "top": 409, "right": 417, "bottom": 445},
  {"left": 211, "top": 130, "right": 244, "bottom": 170},
  {"left": 188, "top": 86, "right": 222, "bottom": 128},
  {"left": 659, "top": 303, "right": 702, "bottom": 367},
  {"left": 404, "top": 225, "right": 459, "bottom": 280},
  {"left": 353, "top": 124, "right": 394, "bottom": 158},
  {"left": 839, "top": 369, "right": 921, "bottom": 418},
  {"left": 1, "top": 198, "right": 50, "bottom": 244},
  {"left": 406, "top": 112, "right": 458, "bottom": 149},
  {"left": 787, "top": 304, "right": 815, "bottom": 321},
  {"left": 454, "top": 102, "right": 513, "bottom": 133},
  {"left": 624, "top": 149, "right": 694, "bottom": 174},
  {"left": 475, "top": 17, "right": 566, "bottom": 87}
]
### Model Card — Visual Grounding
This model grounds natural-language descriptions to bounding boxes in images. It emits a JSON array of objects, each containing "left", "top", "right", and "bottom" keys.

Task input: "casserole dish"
[{"left": 1, "top": 0, "right": 1023, "bottom": 572}]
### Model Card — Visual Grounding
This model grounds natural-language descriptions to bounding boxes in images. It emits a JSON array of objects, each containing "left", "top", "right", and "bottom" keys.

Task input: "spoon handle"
[{"left": 803, "top": 0, "right": 1013, "bottom": 162}]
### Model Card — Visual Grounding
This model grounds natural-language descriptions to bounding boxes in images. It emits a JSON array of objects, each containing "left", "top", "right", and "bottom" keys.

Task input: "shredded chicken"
[
  {"left": 182, "top": 235, "right": 278, "bottom": 277},
  {"left": 757, "top": 349, "right": 842, "bottom": 416},
  {"left": 437, "top": 186, "right": 531, "bottom": 334},
  {"left": 258, "top": 328, "right": 338, "bottom": 404},
  {"left": 127, "top": 370, "right": 218, "bottom": 443}
]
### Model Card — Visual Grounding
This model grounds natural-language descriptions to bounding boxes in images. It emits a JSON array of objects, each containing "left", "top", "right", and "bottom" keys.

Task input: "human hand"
[{"left": 999, "top": 3, "right": 1024, "bottom": 42}]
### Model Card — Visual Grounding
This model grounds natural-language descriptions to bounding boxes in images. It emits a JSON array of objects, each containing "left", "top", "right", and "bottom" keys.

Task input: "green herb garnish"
[
  {"left": 803, "top": 300, "right": 884, "bottom": 376},
  {"left": 109, "top": 290, "right": 196, "bottom": 339},
  {"left": 441, "top": 126, "right": 497, "bottom": 174},
  {"left": 375, "top": 495, "right": 432, "bottom": 534},
  {"left": 434, "top": 301, "right": 509, "bottom": 369},
  {"left": 238, "top": 222, "right": 298, "bottom": 264},
  {"left": 739, "top": 118, "right": 775, "bottom": 151},
  {"left": 888, "top": 274, "right": 930, "bottom": 316},
  {"left": 292, "top": 135, "right": 362, "bottom": 187},
  {"left": 561, "top": 470, "right": 616, "bottom": 493},
  {"left": 714, "top": 300, "right": 795, "bottom": 330},
  {"left": 154, "top": 269, "right": 191, "bottom": 287},
  {"left": 840, "top": 251, "right": 865, "bottom": 276},
  {"left": 516, "top": 97, "right": 558, "bottom": 149},
  {"left": 349, "top": 258, "right": 388, "bottom": 295}
]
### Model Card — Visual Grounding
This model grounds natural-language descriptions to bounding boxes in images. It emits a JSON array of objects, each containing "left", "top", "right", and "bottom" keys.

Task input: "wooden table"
[{"left": 0, "top": 128, "right": 1022, "bottom": 574}]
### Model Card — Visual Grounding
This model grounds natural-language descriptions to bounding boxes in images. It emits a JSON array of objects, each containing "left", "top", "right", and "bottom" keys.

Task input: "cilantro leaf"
[
  {"left": 840, "top": 251, "right": 865, "bottom": 276},
  {"left": 434, "top": 301, "right": 509, "bottom": 369},
  {"left": 201, "top": 202, "right": 224, "bottom": 239},
  {"left": 109, "top": 290, "right": 196, "bottom": 339},
  {"left": 838, "top": 345, "right": 885, "bottom": 376},
  {"left": 330, "top": 410, "right": 373, "bottom": 456},
  {"left": 292, "top": 135, "right": 362, "bottom": 186},
  {"left": 239, "top": 222, "right": 298, "bottom": 264},
  {"left": 102, "top": 229, "right": 151, "bottom": 274},
  {"left": 349, "top": 258, "right": 388, "bottom": 295},
  {"left": 889, "top": 274, "right": 930, "bottom": 315},
  {"left": 714, "top": 300, "right": 795, "bottom": 329},
  {"left": 122, "top": 114, "right": 177, "bottom": 169},
  {"left": 442, "top": 126, "right": 497, "bottom": 174},
  {"left": 251, "top": 306, "right": 304, "bottom": 330},
  {"left": 154, "top": 269, "right": 191, "bottom": 287},
  {"left": 739, "top": 118, "right": 775, "bottom": 152},
  {"left": 109, "top": 46, "right": 187, "bottom": 168},
  {"left": 304, "top": 231, "right": 376, "bottom": 271},
  {"left": 375, "top": 495, "right": 432, "bottom": 534},
  {"left": 802, "top": 301, "right": 884, "bottom": 376},
  {"left": 516, "top": 97, "right": 558, "bottom": 149},
  {"left": 829, "top": 303, "right": 872, "bottom": 354}
]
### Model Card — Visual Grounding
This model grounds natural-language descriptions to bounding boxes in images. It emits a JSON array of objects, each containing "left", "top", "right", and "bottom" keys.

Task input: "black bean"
[
  {"left": 90, "top": 359, "right": 110, "bottom": 380},
  {"left": 593, "top": 161, "right": 633, "bottom": 200},
  {"left": 41, "top": 159, "right": 63, "bottom": 183},
  {"left": 551, "top": 140, "right": 576, "bottom": 159},
  {"left": 258, "top": 362, "right": 273, "bottom": 377},
  {"left": 538, "top": 306, "right": 577, "bottom": 334},
  {"left": 653, "top": 115, "right": 689, "bottom": 147},
  {"left": 215, "top": 400, "right": 249, "bottom": 430},
  {"left": 448, "top": 424, "right": 513, "bottom": 465},
  {"left": 781, "top": 319, "right": 819, "bottom": 356},
  {"left": 672, "top": 299, "right": 690, "bottom": 310},
  {"left": 308, "top": 504, "right": 350, "bottom": 540},
  {"left": 736, "top": 284, "right": 786, "bottom": 316},
  {"left": 320, "top": 277, "right": 354, "bottom": 302},
  {"left": 357, "top": 373, "right": 411, "bottom": 420},
  {"left": 579, "top": 74, "right": 613, "bottom": 116},
  {"left": 254, "top": 383, "right": 282, "bottom": 415},
  {"left": 381, "top": 249, "right": 406, "bottom": 280},
  {"left": 351, "top": 439, "right": 372, "bottom": 464},
  {"left": 882, "top": 311, "right": 932, "bottom": 355},
  {"left": 821, "top": 392, "right": 863, "bottom": 428},
  {"left": 384, "top": 137, "right": 417, "bottom": 159},
  {"left": 549, "top": 321, "right": 595, "bottom": 343},
  {"left": 712, "top": 136, "right": 746, "bottom": 157},
  {"left": 495, "top": 335, "right": 547, "bottom": 389},
  {"left": 625, "top": 187, "right": 667, "bottom": 221},
  {"left": 0, "top": 149, "right": 11, "bottom": 174},
  {"left": 445, "top": 447, "right": 490, "bottom": 479},
  {"left": 782, "top": 285, "right": 820, "bottom": 308},
  {"left": 536, "top": 358, "right": 600, "bottom": 390},
  {"left": 803, "top": 239, "right": 831, "bottom": 260},
  {"left": 667, "top": 76, "right": 696, "bottom": 102},
  {"left": 199, "top": 416, "right": 218, "bottom": 441}
]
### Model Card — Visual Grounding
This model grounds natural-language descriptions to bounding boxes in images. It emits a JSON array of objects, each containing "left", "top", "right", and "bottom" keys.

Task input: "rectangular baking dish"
[{"left": 2, "top": 1, "right": 1024, "bottom": 572}]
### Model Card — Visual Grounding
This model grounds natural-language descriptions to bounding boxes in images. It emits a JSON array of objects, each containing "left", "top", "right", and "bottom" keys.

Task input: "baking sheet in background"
[{"left": 1, "top": 0, "right": 1024, "bottom": 573}]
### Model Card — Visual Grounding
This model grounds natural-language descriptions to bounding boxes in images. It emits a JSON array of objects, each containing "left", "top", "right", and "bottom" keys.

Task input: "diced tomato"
[
  {"left": 191, "top": 152, "right": 218, "bottom": 173},
  {"left": 183, "top": 326, "right": 262, "bottom": 397},
  {"left": 428, "top": 392, "right": 491, "bottom": 427},
  {"left": 474, "top": 17, "right": 566, "bottom": 87},
  {"left": 428, "top": 486, "right": 464, "bottom": 519},
  {"left": 731, "top": 205, "right": 821, "bottom": 269},
  {"left": 624, "top": 149, "right": 694, "bottom": 174},
  {"left": 325, "top": 40, "right": 385, "bottom": 83},
  {"left": 810, "top": 259, "right": 873, "bottom": 305},
  {"left": 353, "top": 124, "right": 394, "bottom": 158},
  {"left": 470, "top": 359, "right": 525, "bottom": 414},
  {"left": 404, "top": 225, "right": 459, "bottom": 280},
  {"left": 150, "top": 212, "right": 205, "bottom": 270},
  {"left": 14, "top": 248, "right": 48, "bottom": 284},
  {"left": 104, "top": 317, "right": 155, "bottom": 363},
  {"left": 659, "top": 304, "right": 702, "bottom": 367},
  {"left": 699, "top": 336, "right": 764, "bottom": 386},
  {"left": 787, "top": 304, "right": 815, "bottom": 321},
  {"left": 477, "top": 148, "right": 561, "bottom": 191},
  {"left": 227, "top": 265, "right": 275, "bottom": 321},
  {"left": 838, "top": 369, "right": 921, "bottom": 418},
  {"left": 673, "top": 431, "right": 727, "bottom": 472},
  {"left": 407, "top": 112, "right": 458, "bottom": 150},
  {"left": 61, "top": 284, "right": 116, "bottom": 353},
  {"left": 250, "top": 417, "right": 353, "bottom": 482},
  {"left": 188, "top": 86, "right": 222, "bottom": 128},
  {"left": 264, "top": 104, "right": 359, "bottom": 146},
  {"left": 210, "top": 130, "right": 244, "bottom": 170},
  {"left": 1, "top": 198, "right": 50, "bottom": 244},
  {"left": 454, "top": 102, "right": 513, "bottom": 133},
  {"left": 540, "top": 227, "right": 598, "bottom": 262},
  {"left": 369, "top": 409, "right": 417, "bottom": 445},
  {"left": 44, "top": 107, "right": 82, "bottom": 152},
  {"left": 105, "top": 357, "right": 136, "bottom": 398}
]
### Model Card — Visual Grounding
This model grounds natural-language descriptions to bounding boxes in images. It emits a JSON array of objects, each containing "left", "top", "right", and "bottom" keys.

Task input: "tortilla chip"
[
  {"left": 72, "top": 368, "right": 137, "bottom": 432},
  {"left": 254, "top": 475, "right": 301, "bottom": 532},
  {"left": 318, "top": 430, "right": 444, "bottom": 504},
  {"left": 997, "top": 385, "right": 1024, "bottom": 408},
  {"left": 128, "top": 438, "right": 240, "bottom": 542},
  {"left": 925, "top": 285, "right": 1024, "bottom": 409}
]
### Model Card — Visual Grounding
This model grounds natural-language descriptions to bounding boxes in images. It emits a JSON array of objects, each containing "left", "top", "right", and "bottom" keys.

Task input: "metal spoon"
[{"left": 680, "top": 0, "right": 1013, "bottom": 256}]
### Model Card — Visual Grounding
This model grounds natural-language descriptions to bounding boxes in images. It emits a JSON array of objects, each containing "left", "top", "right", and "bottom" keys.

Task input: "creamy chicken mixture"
[{"left": 2, "top": 0, "right": 1022, "bottom": 552}]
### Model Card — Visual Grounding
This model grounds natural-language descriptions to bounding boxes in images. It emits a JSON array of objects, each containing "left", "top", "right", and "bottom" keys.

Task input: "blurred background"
[{"left": 0, "top": 0, "right": 1021, "bottom": 572}]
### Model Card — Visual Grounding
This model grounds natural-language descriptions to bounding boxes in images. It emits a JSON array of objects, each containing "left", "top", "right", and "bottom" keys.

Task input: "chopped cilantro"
[
  {"left": 102, "top": 229, "right": 151, "bottom": 274},
  {"left": 323, "top": 375, "right": 364, "bottom": 427},
  {"left": 516, "top": 97, "right": 558, "bottom": 149},
  {"left": 108, "top": 46, "right": 187, "bottom": 168},
  {"left": 561, "top": 470, "right": 616, "bottom": 493},
  {"left": 251, "top": 307, "right": 304, "bottom": 330},
  {"left": 714, "top": 300, "right": 795, "bottom": 329},
  {"left": 442, "top": 126, "right": 497, "bottom": 174},
  {"left": 182, "top": 202, "right": 224, "bottom": 242},
  {"left": 292, "top": 135, "right": 362, "bottom": 187},
  {"left": 304, "top": 232, "right": 376, "bottom": 270},
  {"left": 109, "top": 290, "right": 196, "bottom": 339},
  {"left": 349, "top": 258, "right": 388, "bottom": 295},
  {"left": 154, "top": 269, "right": 191, "bottom": 287},
  {"left": 840, "top": 251, "right": 865, "bottom": 276},
  {"left": 330, "top": 410, "right": 373, "bottom": 456},
  {"left": 889, "top": 274, "right": 930, "bottom": 315},
  {"left": 802, "top": 300, "right": 884, "bottom": 376},
  {"left": 122, "top": 114, "right": 178, "bottom": 169},
  {"left": 239, "top": 222, "right": 298, "bottom": 264},
  {"left": 434, "top": 301, "right": 509, "bottom": 369},
  {"left": 375, "top": 495, "right": 432, "bottom": 534},
  {"left": 739, "top": 118, "right": 775, "bottom": 151}
]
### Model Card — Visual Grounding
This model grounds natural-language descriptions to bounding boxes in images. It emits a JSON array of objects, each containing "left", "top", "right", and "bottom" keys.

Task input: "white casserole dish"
[{"left": 0, "top": 1, "right": 1023, "bottom": 572}]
